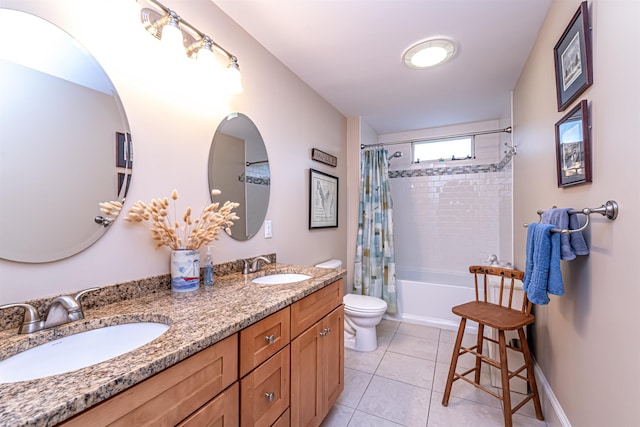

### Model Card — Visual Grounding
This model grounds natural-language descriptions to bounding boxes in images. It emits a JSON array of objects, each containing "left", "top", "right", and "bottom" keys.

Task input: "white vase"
[{"left": 170, "top": 249, "right": 200, "bottom": 292}]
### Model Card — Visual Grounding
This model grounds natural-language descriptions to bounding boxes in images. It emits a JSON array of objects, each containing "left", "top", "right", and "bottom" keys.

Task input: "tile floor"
[{"left": 320, "top": 319, "right": 548, "bottom": 427}]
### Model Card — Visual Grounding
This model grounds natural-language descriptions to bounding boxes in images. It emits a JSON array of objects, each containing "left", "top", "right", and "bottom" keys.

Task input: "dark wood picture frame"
[
  {"left": 116, "top": 132, "right": 133, "bottom": 168},
  {"left": 554, "top": 1, "right": 592, "bottom": 112},
  {"left": 309, "top": 168, "right": 338, "bottom": 229},
  {"left": 555, "top": 100, "right": 591, "bottom": 187}
]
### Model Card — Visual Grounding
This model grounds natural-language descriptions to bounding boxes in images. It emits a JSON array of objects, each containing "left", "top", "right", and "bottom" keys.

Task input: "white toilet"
[{"left": 315, "top": 260, "right": 388, "bottom": 352}]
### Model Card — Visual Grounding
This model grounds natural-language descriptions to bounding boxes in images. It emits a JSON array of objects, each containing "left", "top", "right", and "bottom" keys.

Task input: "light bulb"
[
  {"left": 160, "top": 16, "right": 185, "bottom": 56},
  {"left": 226, "top": 59, "right": 243, "bottom": 94},
  {"left": 198, "top": 44, "right": 225, "bottom": 78},
  {"left": 411, "top": 46, "right": 448, "bottom": 68}
]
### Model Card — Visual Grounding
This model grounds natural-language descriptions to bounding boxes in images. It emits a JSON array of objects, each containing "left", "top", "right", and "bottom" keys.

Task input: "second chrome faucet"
[{"left": 241, "top": 256, "right": 271, "bottom": 274}]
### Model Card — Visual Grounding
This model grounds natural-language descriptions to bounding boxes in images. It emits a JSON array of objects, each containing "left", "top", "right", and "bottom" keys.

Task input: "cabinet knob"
[
  {"left": 319, "top": 331, "right": 326, "bottom": 337},
  {"left": 265, "top": 392, "right": 275, "bottom": 402},
  {"left": 325, "top": 327, "right": 331, "bottom": 335},
  {"left": 265, "top": 334, "right": 276, "bottom": 344}
]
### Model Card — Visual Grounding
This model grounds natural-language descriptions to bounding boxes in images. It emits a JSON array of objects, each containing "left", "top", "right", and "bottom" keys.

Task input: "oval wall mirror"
[
  {"left": 208, "top": 113, "right": 270, "bottom": 241},
  {"left": 0, "top": 9, "right": 132, "bottom": 263}
]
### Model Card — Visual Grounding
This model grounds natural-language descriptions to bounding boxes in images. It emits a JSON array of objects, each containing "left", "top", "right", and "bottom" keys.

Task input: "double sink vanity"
[{"left": 0, "top": 262, "right": 345, "bottom": 426}]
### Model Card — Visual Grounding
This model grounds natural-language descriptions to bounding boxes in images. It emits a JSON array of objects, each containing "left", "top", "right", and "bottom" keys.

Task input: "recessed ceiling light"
[{"left": 403, "top": 38, "right": 457, "bottom": 69}]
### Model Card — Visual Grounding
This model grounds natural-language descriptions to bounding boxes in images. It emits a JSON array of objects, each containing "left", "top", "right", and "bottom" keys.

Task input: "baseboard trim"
[{"left": 533, "top": 357, "right": 572, "bottom": 427}]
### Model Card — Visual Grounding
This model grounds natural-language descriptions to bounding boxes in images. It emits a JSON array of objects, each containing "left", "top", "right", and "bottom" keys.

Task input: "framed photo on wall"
[
  {"left": 554, "top": 1, "right": 592, "bottom": 112},
  {"left": 555, "top": 100, "right": 591, "bottom": 187},
  {"left": 309, "top": 169, "right": 338, "bottom": 229}
]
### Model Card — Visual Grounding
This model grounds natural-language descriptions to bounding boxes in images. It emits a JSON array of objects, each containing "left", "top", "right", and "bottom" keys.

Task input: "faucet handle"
[
  {"left": 73, "top": 287, "right": 100, "bottom": 303},
  {"left": 0, "top": 303, "right": 42, "bottom": 334}
]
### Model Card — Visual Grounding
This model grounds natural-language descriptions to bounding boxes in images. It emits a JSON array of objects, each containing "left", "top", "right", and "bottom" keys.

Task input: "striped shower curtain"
[{"left": 354, "top": 146, "right": 397, "bottom": 313}]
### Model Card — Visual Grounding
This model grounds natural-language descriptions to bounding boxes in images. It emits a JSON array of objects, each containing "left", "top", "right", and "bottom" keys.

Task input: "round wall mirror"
[
  {"left": 208, "top": 113, "right": 270, "bottom": 241},
  {"left": 0, "top": 9, "right": 132, "bottom": 263}
]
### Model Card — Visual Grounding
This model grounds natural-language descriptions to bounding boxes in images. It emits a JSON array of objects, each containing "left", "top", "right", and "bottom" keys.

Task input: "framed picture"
[
  {"left": 553, "top": 1, "right": 592, "bottom": 112},
  {"left": 309, "top": 169, "right": 338, "bottom": 229},
  {"left": 116, "top": 132, "right": 133, "bottom": 168},
  {"left": 555, "top": 100, "right": 591, "bottom": 187}
]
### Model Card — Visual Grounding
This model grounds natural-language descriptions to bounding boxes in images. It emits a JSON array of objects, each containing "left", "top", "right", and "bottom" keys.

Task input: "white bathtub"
[{"left": 388, "top": 268, "right": 476, "bottom": 331}]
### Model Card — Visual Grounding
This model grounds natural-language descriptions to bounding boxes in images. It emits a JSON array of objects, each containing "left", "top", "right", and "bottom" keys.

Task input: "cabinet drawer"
[
  {"left": 240, "top": 346, "right": 290, "bottom": 427},
  {"left": 61, "top": 334, "right": 238, "bottom": 427},
  {"left": 272, "top": 407, "right": 290, "bottom": 427},
  {"left": 240, "top": 307, "right": 290, "bottom": 377},
  {"left": 177, "top": 382, "right": 239, "bottom": 427},
  {"left": 291, "top": 279, "right": 343, "bottom": 338}
]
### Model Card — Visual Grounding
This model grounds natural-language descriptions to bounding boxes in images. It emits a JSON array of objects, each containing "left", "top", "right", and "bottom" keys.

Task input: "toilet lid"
[{"left": 344, "top": 294, "right": 387, "bottom": 312}]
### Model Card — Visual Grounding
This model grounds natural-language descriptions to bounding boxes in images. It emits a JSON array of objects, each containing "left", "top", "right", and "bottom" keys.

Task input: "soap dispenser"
[{"left": 203, "top": 246, "right": 214, "bottom": 286}]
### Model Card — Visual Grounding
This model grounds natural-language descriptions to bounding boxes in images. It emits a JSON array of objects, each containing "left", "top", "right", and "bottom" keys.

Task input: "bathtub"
[{"left": 389, "top": 268, "right": 477, "bottom": 331}]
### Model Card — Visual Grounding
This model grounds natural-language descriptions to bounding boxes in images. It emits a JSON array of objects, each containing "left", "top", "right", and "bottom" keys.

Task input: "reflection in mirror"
[
  {"left": 0, "top": 9, "right": 132, "bottom": 263},
  {"left": 209, "top": 113, "right": 270, "bottom": 241}
]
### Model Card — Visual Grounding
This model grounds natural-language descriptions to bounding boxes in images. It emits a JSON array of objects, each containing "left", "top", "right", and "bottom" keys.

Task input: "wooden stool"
[{"left": 441, "top": 266, "right": 544, "bottom": 426}]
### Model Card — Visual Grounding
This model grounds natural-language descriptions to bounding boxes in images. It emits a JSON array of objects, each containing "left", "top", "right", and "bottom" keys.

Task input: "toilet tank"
[{"left": 315, "top": 259, "right": 342, "bottom": 269}]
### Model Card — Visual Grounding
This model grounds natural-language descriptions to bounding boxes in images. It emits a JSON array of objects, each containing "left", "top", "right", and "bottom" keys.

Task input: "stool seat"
[
  {"left": 442, "top": 266, "right": 544, "bottom": 427},
  {"left": 452, "top": 301, "right": 535, "bottom": 331}
]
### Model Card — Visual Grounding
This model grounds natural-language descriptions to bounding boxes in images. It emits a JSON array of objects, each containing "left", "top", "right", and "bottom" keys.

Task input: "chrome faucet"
[
  {"left": 241, "top": 256, "right": 271, "bottom": 274},
  {"left": 0, "top": 287, "right": 99, "bottom": 334}
]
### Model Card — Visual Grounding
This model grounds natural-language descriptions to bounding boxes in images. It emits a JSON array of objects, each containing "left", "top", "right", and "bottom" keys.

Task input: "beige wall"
[
  {"left": 513, "top": 0, "right": 640, "bottom": 425},
  {"left": 0, "top": 0, "right": 347, "bottom": 303}
]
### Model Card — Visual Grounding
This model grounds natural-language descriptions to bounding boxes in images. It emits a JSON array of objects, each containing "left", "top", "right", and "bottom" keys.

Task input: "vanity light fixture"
[
  {"left": 403, "top": 38, "right": 457, "bottom": 69},
  {"left": 139, "top": 0, "right": 243, "bottom": 93}
]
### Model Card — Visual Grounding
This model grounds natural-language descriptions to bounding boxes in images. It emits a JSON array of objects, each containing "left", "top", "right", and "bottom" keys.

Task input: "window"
[{"left": 412, "top": 137, "right": 474, "bottom": 163}]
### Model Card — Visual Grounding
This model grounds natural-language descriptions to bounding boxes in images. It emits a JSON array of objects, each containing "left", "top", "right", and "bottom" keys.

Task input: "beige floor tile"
[
  {"left": 375, "top": 351, "right": 436, "bottom": 389},
  {"left": 428, "top": 391, "right": 513, "bottom": 427},
  {"left": 321, "top": 403, "right": 355, "bottom": 427},
  {"left": 344, "top": 347, "right": 386, "bottom": 374},
  {"left": 348, "top": 410, "right": 404, "bottom": 426},
  {"left": 388, "top": 332, "right": 438, "bottom": 361},
  {"left": 432, "top": 362, "right": 501, "bottom": 408},
  {"left": 337, "top": 368, "right": 373, "bottom": 408},
  {"left": 357, "top": 376, "right": 431, "bottom": 427},
  {"left": 397, "top": 322, "right": 441, "bottom": 341}
]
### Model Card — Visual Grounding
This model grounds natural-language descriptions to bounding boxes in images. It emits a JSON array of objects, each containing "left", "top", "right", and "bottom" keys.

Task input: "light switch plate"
[{"left": 264, "top": 220, "right": 272, "bottom": 238}]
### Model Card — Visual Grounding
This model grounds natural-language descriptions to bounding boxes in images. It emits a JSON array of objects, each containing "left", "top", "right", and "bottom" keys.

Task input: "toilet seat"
[{"left": 344, "top": 294, "right": 387, "bottom": 313}]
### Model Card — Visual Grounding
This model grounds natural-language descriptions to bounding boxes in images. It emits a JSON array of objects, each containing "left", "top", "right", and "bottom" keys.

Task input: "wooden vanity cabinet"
[
  {"left": 60, "top": 334, "right": 238, "bottom": 427},
  {"left": 58, "top": 279, "right": 343, "bottom": 427},
  {"left": 290, "top": 280, "right": 344, "bottom": 427}
]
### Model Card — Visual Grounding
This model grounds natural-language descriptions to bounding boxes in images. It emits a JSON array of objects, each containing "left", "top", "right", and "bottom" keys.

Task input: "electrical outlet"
[{"left": 264, "top": 220, "right": 272, "bottom": 238}]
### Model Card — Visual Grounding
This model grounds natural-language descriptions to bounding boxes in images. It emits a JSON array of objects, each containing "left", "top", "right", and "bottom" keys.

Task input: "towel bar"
[{"left": 524, "top": 200, "right": 618, "bottom": 235}]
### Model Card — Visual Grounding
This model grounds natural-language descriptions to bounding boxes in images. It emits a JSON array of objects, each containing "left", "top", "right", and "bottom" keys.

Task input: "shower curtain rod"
[{"left": 360, "top": 126, "right": 512, "bottom": 149}]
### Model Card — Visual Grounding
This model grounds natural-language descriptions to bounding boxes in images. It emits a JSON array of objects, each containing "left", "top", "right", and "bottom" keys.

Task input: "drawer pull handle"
[
  {"left": 265, "top": 392, "right": 275, "bottom": 402},
  {"left": 319, "top": 331, "right": 326, "bottom": 337},
  {"left": 265, "top": 335, "right": 276, "bottom": 344}
]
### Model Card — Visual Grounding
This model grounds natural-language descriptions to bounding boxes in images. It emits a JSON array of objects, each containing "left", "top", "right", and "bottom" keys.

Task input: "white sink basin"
[
  {"left": 252, "top": 273, "right": 311, "bottom": 285},
  {"left": 0, "top": 322, "right": 169, "bottom": 383}
]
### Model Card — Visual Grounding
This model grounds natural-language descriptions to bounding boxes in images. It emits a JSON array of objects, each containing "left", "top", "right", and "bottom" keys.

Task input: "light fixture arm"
[{"left": 141, "top": 0, "right": 237, "bottom": 63}]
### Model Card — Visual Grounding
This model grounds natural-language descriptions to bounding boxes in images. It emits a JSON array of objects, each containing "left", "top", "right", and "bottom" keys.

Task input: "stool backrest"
[{"left": 469, "top": 266, "right": 532, "bottom": 315}]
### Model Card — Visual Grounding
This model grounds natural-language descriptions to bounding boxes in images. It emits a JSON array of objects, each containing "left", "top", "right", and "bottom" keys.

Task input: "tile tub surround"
[{"left": 0, "top": 262, "right": 345, "bottom": 426}]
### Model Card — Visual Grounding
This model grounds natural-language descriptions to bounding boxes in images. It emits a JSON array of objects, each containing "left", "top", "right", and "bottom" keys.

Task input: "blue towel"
[
  {"left": 541, "top": 208, "right": 589, "bottom": 260},
  {"left": 523, "top": 223, "right": 564, "bottom": 305}
]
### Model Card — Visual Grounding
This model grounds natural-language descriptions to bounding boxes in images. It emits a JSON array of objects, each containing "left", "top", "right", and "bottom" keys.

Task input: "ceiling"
[{"left": 214, "top": 0, "right": 552, "bottom": 135}]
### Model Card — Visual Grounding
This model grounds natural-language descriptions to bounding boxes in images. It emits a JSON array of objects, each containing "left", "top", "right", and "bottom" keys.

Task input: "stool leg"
[
  {"left": 518, "top": 328, "right": 544, "bottom": 420},
  {"left": 442, "top": 317, "right": 466, "bottom": 406},
  {"left": 474, "top": 324, "right": 485, "bottom": 385},
  {"left": 498, "top": 330, "right": 513, "bottom": 427}
]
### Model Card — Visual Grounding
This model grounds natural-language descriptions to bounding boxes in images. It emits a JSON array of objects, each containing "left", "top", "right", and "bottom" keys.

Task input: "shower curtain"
[{"left": 354, "top": 146, "right": 397, "bottom": 313}]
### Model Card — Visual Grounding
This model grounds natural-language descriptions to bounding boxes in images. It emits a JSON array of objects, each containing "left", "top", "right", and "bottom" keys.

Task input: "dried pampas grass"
[{"left": 124, "top": 189, "right": 239, "bottom": 250}]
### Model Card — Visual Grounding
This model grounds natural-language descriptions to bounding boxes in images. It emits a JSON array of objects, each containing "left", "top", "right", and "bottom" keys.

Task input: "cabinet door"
[
  {"left": 177, "top": 382, "right": 239, "bottom": 427},
  {"left": 290, "top": 322, "right": 323, "bottom": 427},
  {"left": 322, "top": 305, "right": 344, "bottom": 415}
]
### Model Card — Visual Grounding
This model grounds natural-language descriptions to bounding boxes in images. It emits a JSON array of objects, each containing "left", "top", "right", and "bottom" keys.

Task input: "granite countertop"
[{"left": 0, "top": 263, "right": 345, "bottom": 426}]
